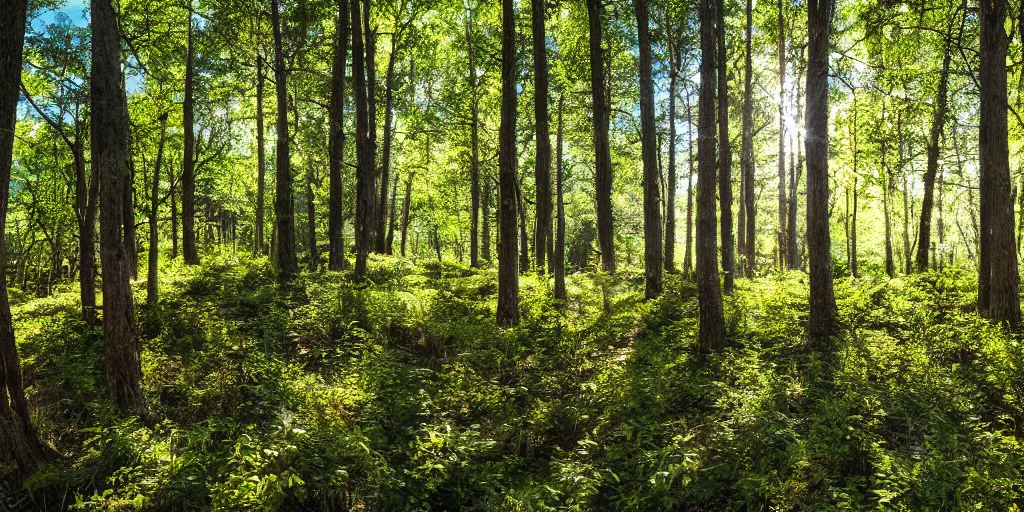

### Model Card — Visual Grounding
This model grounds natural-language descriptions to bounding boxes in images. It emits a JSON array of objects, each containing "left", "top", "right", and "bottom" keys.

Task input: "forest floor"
[{"left": 3, "top": 255, "right": 1023, "bottom": 511}]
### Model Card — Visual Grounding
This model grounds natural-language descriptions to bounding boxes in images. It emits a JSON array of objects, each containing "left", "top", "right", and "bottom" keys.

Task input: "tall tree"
[
  {"left": 497, "top": 0, "right": 519, "bottom": 326},
  {"left": 740, "top": 0, "right": 755, "bottom": 275},
  {"left": 915, "top": 42, "right": 951, "bottom": 272},
  {"left": 586, "top": 0, "right": 615, "bottom": 273},
  {"left": 684, "top": 82, "right": 695, "bottom": 275},
  {"left": 776, "top": 0, "right": 787, "bottom": 268},
  {"left": 697, "top": 0, "right": 725, "bottom": 351},
  {"left": 93, "top": 0, "right": 144, "bottom": 409},
  {"left": 351, "top": 0, "right": 374, "bottom": 278},
  {"left": 466, "top": 7, "right": 482, "bottom": 267},
  {"left": 328, "top": 0, "right": 348, "bottom": 271},
  {"left": 978, "top": 0, "right": 1019, "bottom": 326},
  {"left": 182, "top": 10, "right": 200, "bottom": 265},
  {"left": 255, "top": 54, "right": 267, "bottom": 254},
  {"left": 554, "top": 94, "right": 567, "bottom": 301},
  {"left": 664, "top": 35, "right": 680, "bottom": 273},
  {"left": 532, "top": 0, "right": 552, "bottom": 272},
  {"left": 636, "top": 0, "right": 662, "bottom": 298},
  {"left": 717, "top": 0, "right": 734, "bottom": 294},
  {"left": 0, "top": 0, "right": 56, "bottom": 474},
  {"left": 805, "top": 0, "right": 836, "bottom": 340},
  {"left": 271, "top": 0, "right": 297, "bottom": 279},
  {"left": 147, "top": 113, "right": 168, "bottom": 307}
]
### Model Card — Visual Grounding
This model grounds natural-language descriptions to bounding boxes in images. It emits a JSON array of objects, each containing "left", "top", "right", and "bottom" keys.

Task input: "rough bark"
[
  {"left": 182, "top": 14, "right": 200, "bottom": 265},
  {"left": 376, "top": 35, "right": 399, "bottom": 253},
  {"left": 271, "top": 0, "right": 297, "bottom": 279},
  {"left": 497, "top": 0, "right": 520, "bottom": 326},
  {"left": 532, "top": 0, "right": 552, "bottom": 272},
  {"left": 805, "top": 0, "right": 836, "bottom": 341},
  {"left": 741, "top": 0, "right": 756, "bottom": 276},
  {"left": 665, "top": 44, "right": 679, "bottom": 273},
  {"left": 979, "top": 0, "right": 1019, "bottom": 326},
  {"left": 697, "top": 0, "right": 726, "bottom": 351},
  {"left": 717, "top": 0, "right": 733, "bottom": 294},
  {"left": 328, "top": 0, "right": 348, "bottom": 270},
  {"left": 92, "top": 0, "right": 144, "bottom": 410},
  {"left": 351, "top": 0, "right": 374, "bottom": 278},
  {"left": 400, "top": 173, "right": 413, "bottom": 257},
  {"left": 636, "top": 0, "right": 662, "bottom": 298},
  {"left": 916, "top": 46, "right": 951, "bottom": 272},
  {"left": 586, "top": 0, "right": 615, "bottom": 273}
]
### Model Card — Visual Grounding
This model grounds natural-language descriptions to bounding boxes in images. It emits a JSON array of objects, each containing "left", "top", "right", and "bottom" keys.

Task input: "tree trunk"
[
  {"left": 92, "top": 0, "right": 144, "bottom": 410},
  {"left": 376, "top": 34, "right": 398, "bottom": 253},
  {"left": 328, "top": 0, "right": 348, "bottom": 270},
  {"left": 979, "top": 0, "right": 1019, "bottom": 326},
  {"left": 400, "top": 173, "right": 413, "bottom": 257},
  {"left": 532, "top": 0, "right": 552, "bottom": 273},
  {"left": 467, "top": 10, "right": 481, "bottom": 268},
  {"left": 386, "top": 173, "right": 398, "bottom": 253},
  {"left": 805, "top": 0, "right": 836, "bottom": 341},
  {"left": 351, "top": 0, "right": 373, "bottom": 278},
  {"left": 0, "top": 0, "right": 57, "bottom": 475},
  {"left": 362, "top": 0, "right": 379, "bottom": 248},
  {"left": 170, "top": 162, "right": 178, "bottom": 259},
  {"left": 916, "top": 45, "right": 951, "bottom": 272},
  {"left": 717, "top": 0, "right": 733, "bottom": 294},
  {"left": 271, "top": 0, "right": 297, "bottom": 279},
  {"left": 482, "top": 176, "right": 491, "bottom": 262},
  {"left": 787, "top": 60, "right": 803, "bottom": 270},
  {"left": 586, "top": 0, "right": 615, "bottom": 273},
  {"left": 148, "top": 113, "right": 168, "bottom": 307},
  {"left": 497, "top": 0, "right": 520, "bottom": 326},
  {"left": 307, "top": 163, "right": 318, "bottom": 271},
  {"left": 555, "top": 95, "right": 567, "bottom": 301},
  {"left": 516, "top": 171, "right": 530, "bottom": 273},
  {"left": 697, "top": 0, "right": 725, "bottom": 351},
  {"left": 124, "top": 155, "right": 138, "bottom": 279},
  {"left": 684, "top": 84, "right": 695, "bottom": 276},
  {"left": 256, "top": 54, "right": 266, "bottom": 255},
  {"left": 741, "top": 0, "right": 755, "bottom": 276},
  {"left": 182, "top": 13, "right": 200, "bottom": 265},
  {"left": 665, "top": 46, "right": 678, "bottom": 273},
  {"left": 636, "top": 0, "right": 662, "bottom": 299},
  {"left": 777, "top": 0, "right": 787, "bottom": 269}
]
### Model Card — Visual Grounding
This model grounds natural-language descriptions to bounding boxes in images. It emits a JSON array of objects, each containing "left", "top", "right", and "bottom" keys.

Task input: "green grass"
[{"left": 5, "top": 255, "right": 1023, "bottom": 511}]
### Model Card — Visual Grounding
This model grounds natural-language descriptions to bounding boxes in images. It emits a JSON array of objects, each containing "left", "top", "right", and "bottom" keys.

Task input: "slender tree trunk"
[
  {"left": 805, "top": 0, "right": 836, "bottom": 341},
  {"left": 466, "top": 10, "right": 481, "bottom": 268},
  {"left": 400, "top": 173, "right": 413, "bottom": 257},
  {"left": 92, "top": 0, "right": 144, "bottom": 410},
  {"left": 979, "top": 0, "right": 1019, "bottom": 326},
  {"left": 256, "top": 55, "right": 267, "bottom": 255},
  {"left": 307, "top": 163, "right": 318, "bottom": 271},
  {"left": 183, "top": 13, "right": 199, "bottom": 265},
  {"left": 351, "top": 0, "right": 373, "bottom": 278},
  {"left": 586, "top": 0, "right": 615, "bottom": 273},
  {"left": 741, "top": 0, "right": 756, "bottom": 276},
  {"left": 777, "top": 0, "right": 787, "bottom": 269},
  {"left": 124, "top": 156, "right": 137, "bottom": 279},
  {"left": 636, "top": 0, "right": 662, "bottom": 298},
  {"left": 697, "top": 0, "right": 725, "bottom": 351},
  {"left": 363, "top": 0, "right": 379, "bottom": 248},
  {"left": 916, "top": 46, "right": 951, "bottom": 272},
  {"left": 787, "top": 61, "right": 803, "bottom": 270},
  {"left": 386, "top": 173, "right": 398, "bottom": 253},
  {"left": 665, "top": 48, "right": 678, "bottom": 273},
  {"left": 852, "top": 177, "right": 858, "bottom": 277},
  {"left": 482, "top": 176, "right": 491, "bottom": 262},
  {"left": 78, "top": 140, "right": 99, "bottom": 324},
  {"left": 497, "top": 0, "right": 520, "bottom": 326},
  {"left": 0, "top": 0, "right": 57, "bottom": 475},
  {"left": 516, "top": 172, "right": 530, "bottom": 272},
  {"left": 271, "top": 0, "right": 297, "bottom": 279},
  {"left": 717, "top": 0, "right": 733, "bottom": 294},
  {"left": 147, "top": 113, "right": 167, "bottom": 307},
  {"left": 555, "top": 95, "right": 567, "bottom": 300},
  {"left": 684, "top": 85, "right": 695, "bottom": 276},
  {"left": 170, "top": 163, "right": 178, "bottom": 259},
  {"left": 328, "top": 0, "right": 348, "bottom": 270},
  {"left": 376, "top": 36, "right": 398, "bottom": 253},
  {"left": 532, "top": 0, "right": 552, "bottom": 272}
]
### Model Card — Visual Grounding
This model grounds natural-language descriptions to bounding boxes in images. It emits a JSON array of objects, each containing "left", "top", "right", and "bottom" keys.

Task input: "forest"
[{"left": 1, "top": 0, "right": 1024, "bottom": 508}]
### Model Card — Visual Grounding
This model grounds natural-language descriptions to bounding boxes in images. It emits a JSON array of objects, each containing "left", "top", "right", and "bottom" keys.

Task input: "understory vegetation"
[{"left": 4, "top": 256, "right": 1022, "bottom": 511}]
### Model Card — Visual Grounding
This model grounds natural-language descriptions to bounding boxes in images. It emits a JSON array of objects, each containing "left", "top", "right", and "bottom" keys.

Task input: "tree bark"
[
  {"left": 697, "top": 0, "right": 725, "bottom": 351},
  {"left": 586, "top": 0, "right": 615, "bottom": 273},
  {"left": 148, "top": 113, "right": 168, "bottom": 307},
  {"left": 741, "top": 0, "right": 756, "bottom": 276},
  {"left": 182, "top": 13, "right": 200, "bottom": 265},
  {"left": 979, "top": 0, "right": 1019, "bottom": 326},
  {"left": 400, "top": 173, "right": 413, "bottom": 257},
  {"left": 351, "top": 0, "right": 373, "bottom": 278},
  {"left": 271, "top": 0, "right": 297, "bottom": 279},
  {"left": 916, "top": 45, "right": 951, "bottom": 272},
  {"left": 532, "top": 0, "right": 552, "bottom": 272},
  {"left": 466, "top": 10, "right": 481, "bottom": 268},
  {"left": 376, "top": 32, "right": 399, "bottom": 253},
  {"left": 92, "top": 0, "right": 144, "bottom": 410},
  {"left": 777, "top": 0, "right": 787, "bottom": 269},
  {"left": 497, "top": 0, "right": 520, "bottom": 326},
  {"left": 665, "top": 43, "right": 679, "bottom": 273},
  {"left": 328, "top": 0, "right": 348, "bottom": 270},
  {"left": 362, "top": 0, "right": 379, "bottom": 248},
  {"left": 386, "top": 172, "right": 398, "bottom": 253},
  {"left": 717, "top": 0, "right": 733, "bottom": 294},
  {"left": 684, "top": 84, "right": 695, "bottom": 276},
  {"left": 636, "top": 0, "right": 662, "bottom": 298},
  {"left": 805, "top": 0, "right": 836, "bottom": 341},
  {"left": 555, "top": 95, "right": 567, "bottom": 300}
]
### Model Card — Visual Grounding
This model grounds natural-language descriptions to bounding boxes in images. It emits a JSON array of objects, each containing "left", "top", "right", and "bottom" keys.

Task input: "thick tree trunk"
[
  {"left": 351, "top": 0, "right": 374, "bottom": 278},
  {"left": 805, "top": 0, "right": 836, "bottom": 341},
  {"left": 697, "top": 0, "right": 725, "bottom": 351},
  {"left": 555, "top": 95, "right": 567, "bottom": 300},
  {"left": 586, "top": 0, "right": 615, "bottom": 273},
  {"left": 256, "top": 55, "right": 267, "bottom": 255},
  {"left": 92, "top": 0, "right": 144, "bottom": 410},
  {"left": 0, "top": 0, "right": 57, "bottom": 476},
  {"left": 916, "top": 46, "right": 951, "bottom": 272},
  {"left": 979, "top": 0, "right": 1019, "bottom": 326},
  {"left": 497, "top": 0, "right": 520, "bottom": 326},
  {"left": 148, "top": 113, "right": 168, "bottom": 307},
  {"left": 717, "top": 0, "right": 733, "bottom": 294},
  {"left": 183, "top": 14, "right": 200, "bottom": 265},
  {"left": 777, "top": 0, "right": 787, "bottom": 269},
  {"left": 467, "top": 11, "right": 481, "bottom": 268},
  {"left": 741, "top": 0, "right": 756, "bottom": 276},
  {"left": 532, "top": 0, "right": 552, "bottom": 272},
  {"left": 636, "top": 0, "right": 662, "bottom": 298},
  {"left": 271, "top": 0, "right": 297, "bottom": 279},
  {"left": 328, "top": 0, "right": 348, "bottom": 270}
]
